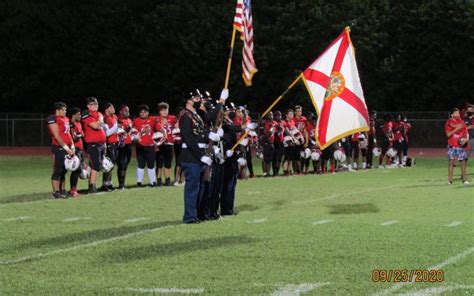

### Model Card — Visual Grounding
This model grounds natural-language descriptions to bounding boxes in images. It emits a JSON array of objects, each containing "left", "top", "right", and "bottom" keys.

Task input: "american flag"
[{"left": 233, "top": 0, "right": 257, "bottom": 86}]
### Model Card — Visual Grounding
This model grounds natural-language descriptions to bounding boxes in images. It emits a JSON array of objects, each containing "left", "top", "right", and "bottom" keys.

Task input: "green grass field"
[{"left": 0, "top": 156, "right": 473, "bottom": 295}]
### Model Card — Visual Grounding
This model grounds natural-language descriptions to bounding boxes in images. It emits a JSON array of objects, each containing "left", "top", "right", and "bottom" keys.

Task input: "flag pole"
[
  {"left": 230, "top": 74, "right": 302, "bottom": 151},
  {"left": 224, "top": 27, "right": 238, "bottom": 89}
]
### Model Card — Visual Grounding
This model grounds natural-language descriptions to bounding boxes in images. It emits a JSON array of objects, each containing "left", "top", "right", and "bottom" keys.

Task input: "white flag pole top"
[{"left": 301, "top": 27, "right": 369, "bottom": 150}]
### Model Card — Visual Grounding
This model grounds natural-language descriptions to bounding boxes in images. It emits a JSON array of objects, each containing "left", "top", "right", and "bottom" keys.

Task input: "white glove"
[
  {"left": 220, "top": 89, "right": 229, "bottom": 101},
  {"left": 200, "top": 155, "right": 213, "bottom": 166},
  {"left": 208, "top": 132, "right": 220, "bottom": 142},
  {"left": 246, "top": 122, "right": 257, "bottom": 130},
  {"left": 240, "top": 138, "right": 249, "bottom": 147},
  {"left": 98, "top": 114, "right": 104, "bottom": 124},
  {"left": 219, "top": 158, "right": 225, "bottom": 165},
  {"left": 237, "top": 157, "right": 247, "bottom": 167},
  {"left": 226, "top": 150, "right": 234, "bottom": 158},
  {"left": 213, "top": 146, "right": 220, "bottom": 155},
  {"left": 217, "top": 128, "right": 224, "bottom": 138}
]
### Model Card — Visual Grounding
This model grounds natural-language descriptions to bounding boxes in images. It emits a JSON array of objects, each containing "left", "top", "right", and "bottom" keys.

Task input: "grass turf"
[{"left": 0, "top": 156, "right": 473, "bottom": 295}]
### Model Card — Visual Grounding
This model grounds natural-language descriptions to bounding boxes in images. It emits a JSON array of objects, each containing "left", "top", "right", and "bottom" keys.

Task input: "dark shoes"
[
  {"left": 88, "top": 184, "right": 98, "bottom": 194},
  {"left": 183, "top": 219, "right": 201, "bottom": 224},
  {"left": 53, "top": 191, "right": 68, "bottom": 199}
]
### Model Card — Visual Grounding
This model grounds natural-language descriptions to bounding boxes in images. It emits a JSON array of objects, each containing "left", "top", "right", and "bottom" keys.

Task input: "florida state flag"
[{"left": 301, "top": 27, "right": 369, "bottom": 150}]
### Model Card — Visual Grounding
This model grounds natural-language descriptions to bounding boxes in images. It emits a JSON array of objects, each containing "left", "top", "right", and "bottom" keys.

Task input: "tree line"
[{"left": 1, "top": 0, "right": 473, "bottom": 115}]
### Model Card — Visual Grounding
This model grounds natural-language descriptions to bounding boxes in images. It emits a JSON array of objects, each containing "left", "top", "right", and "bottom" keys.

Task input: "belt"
[{"left": 182, "top": 143, "right": 208, "bottom": 149}]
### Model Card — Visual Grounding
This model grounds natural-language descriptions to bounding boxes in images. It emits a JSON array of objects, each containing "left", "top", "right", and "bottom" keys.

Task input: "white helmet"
[
  {"left": 334, "top": 149, "right": 347, "bottom": 163},
  {"left": 372, "top": 147, "right": 382, "bottom": 157},
  {"left": 300, "top": 148, "right": 311, "bottom": 159},
  {"left": 237, "top": 157, "right": 247, "bottom": 167},
  {"left": 117, "top": 127, "right": 126, "bottom": 135},
  {"left": 64, "top": 155, "right": 80, "bottom": 171},
  {"left": 102, "top": 157, "right": 114, "bottom": 173},
  {"left": 311, "top": 149, "right": 321, "bottom": 161},
  {"left": 358, "top": 133, "right": 366, "bottom": 141},
  {"left": 152, "top": 132, "right": 165, "bottom": 145},
  {"left": 172, "top": 128, "right": 180, "bottom": 135},
  {"left": 131, "top": 128, "right": 140, "bottom": 142},
  {"left": 386, "top": 147, "right": 397, "bottom": 158},
  {"left": 79, "top": 164, "right": 91, "bottom": 179}
]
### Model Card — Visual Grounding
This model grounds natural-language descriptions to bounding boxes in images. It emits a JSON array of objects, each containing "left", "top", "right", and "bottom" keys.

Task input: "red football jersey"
[
  {"left": 118, "top": 117, "right": 133, "bottom": 145},
  {"left": 383, "top": 121, "right": 394, "bottom": 142},
  {"left": 82, "top": 111, "right": 106, "bottom": 144},
  {"left": 133, "top": 117, "right": 156, "bottom": 146},
  {"left": 105, "top": 114, "right": 119, "bottom": 144},
  {"left": 403, "top": 122, "right": 412, "bottom": 142},
  {"left": 158, "top": 115, "right": 177, "bottom": 144},
  {"left": 71, "top": 120, "right": 84, "bottom": 150},
  {"left": 445, "top": 118, "right": 467, "bottom": 148},
  {"left": 306, "top": 122, "right": 317, "bottom": 142},
  {"left": 286, "top": 119, "right": 296, "bottom": 129},
  {"left": 392, "top": 122, "right": 405, "bottom": 142},
  {"left": 262, "top": 120, "right": 276, "bottom": 143},
  {"left": 293, "top": 116, "right": 307, "bottom": 132},
  {"left": 351, "top": 133, "right": 360, "bottom": 142},
  {"left": 47, "top": 115, "right": 73, "bottom": 146}
]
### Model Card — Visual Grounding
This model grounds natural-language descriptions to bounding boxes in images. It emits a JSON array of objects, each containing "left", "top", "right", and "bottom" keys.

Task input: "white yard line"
[
  {"left": 380, "top": 220, "right": 398, "bottom": 226},
  {"left": 399, "top": 284, "right": 474, "bottom": 295},
  {"left": 312, "top": 219, "right": 333, "bottom": 225},
  {"left": 247, "top": 191, "right": 262, "bottom": 195},
  {"left": 110, "top": 287, "right": 204, "bottom": 294},
  {"left": 249, "top": 218, "right": 267, "bottom": 224},
  {"left": 445, "top": 221, "right": 462, "bottom": 227},
  {"left": 63, "top": 217, "right": 92, "bottom": 222},
  {"left": 124, "top": 217, "right": 150, "bottom": 223},
  {"left": 270, "top": 282, "right": 330, "bottom": 296},
  {"left": 2, "top": 216, "right": 30, "bottom": 222},
  {"left": 0, "top": 225, "right": 173, "bottom": 265},
  {"left": 372, "top": 246, "right": 474, "bottom": 295}
]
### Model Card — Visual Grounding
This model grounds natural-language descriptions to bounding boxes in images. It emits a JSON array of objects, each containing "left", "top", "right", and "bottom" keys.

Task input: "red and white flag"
[
  {"left": 301, "top": 27, "right": 369, "bottom": 150},
  {"left": 233, "top": 0, "right": 257, "bottom": 86}
]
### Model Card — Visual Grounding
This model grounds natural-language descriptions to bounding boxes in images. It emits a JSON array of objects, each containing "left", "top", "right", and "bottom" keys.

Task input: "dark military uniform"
[
  {"left": 220, "top": 117, "right": 243, "bottom": 216},
  {"left": 196, "top": 103, "right": 222, "bottom": 220},
  {"left": 180, "top": 108, "right": 209, "bottom": 224}
]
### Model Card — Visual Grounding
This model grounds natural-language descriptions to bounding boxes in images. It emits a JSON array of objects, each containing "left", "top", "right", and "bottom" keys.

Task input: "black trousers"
[
  {"left": 220, "top": 159, "right": 239, "bottom": 215},
  {"left": 367, "top": 136, "right": 375, "bottom": 168}
]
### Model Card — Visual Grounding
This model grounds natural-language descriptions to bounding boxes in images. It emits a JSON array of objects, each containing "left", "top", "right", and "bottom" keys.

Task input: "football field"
[{"left": 0, "top": 155, "right": 473, "bottom": 295}]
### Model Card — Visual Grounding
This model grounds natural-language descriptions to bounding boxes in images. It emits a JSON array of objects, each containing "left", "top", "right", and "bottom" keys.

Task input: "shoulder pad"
[{"left": 47, "top": 115, "right": 56, "bottom": 124}]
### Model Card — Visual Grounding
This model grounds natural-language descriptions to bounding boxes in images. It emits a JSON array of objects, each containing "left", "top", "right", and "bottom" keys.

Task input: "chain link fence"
[{"left": 0, "top": 112, "right": 450, "bottom": 148}]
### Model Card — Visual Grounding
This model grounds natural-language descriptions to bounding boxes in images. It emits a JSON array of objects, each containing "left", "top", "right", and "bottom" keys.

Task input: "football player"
[
  {"left": 68, "top": 107, "right": 84, "bottom": 197},
  {"left": 156, "top": 102, "right": 177, "bottom": 186},
  {"left": 102, "top": 102, "right": 119, "bottom": 191},
  {"left": 133, "top": 104, "right": 158, "bottom": 187},
  {"left": 81, "top": 97, "right": 107, "bottom": 193},
  {"left": 117, "top": 105, "right": 133, "bottom": 190},
  {"left": 445, "top": 108, "right": 469, "bottom": 185},
  {"left": 47, "top": 102, "right": 75, "bottom": 199}
]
